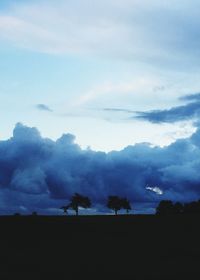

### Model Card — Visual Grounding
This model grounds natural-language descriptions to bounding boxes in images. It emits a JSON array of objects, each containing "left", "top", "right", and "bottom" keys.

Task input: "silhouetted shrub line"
[
  {"left": 14, "top": 196, "right": 200, "bottom": 216},
  {"left": 156, "top": 200, "right": 200, "bottom": 215}
]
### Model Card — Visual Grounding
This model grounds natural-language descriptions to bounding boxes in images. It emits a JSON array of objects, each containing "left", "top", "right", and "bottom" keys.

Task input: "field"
[{"left": 0, "top": 215, "right": 200, "bottom": 279}]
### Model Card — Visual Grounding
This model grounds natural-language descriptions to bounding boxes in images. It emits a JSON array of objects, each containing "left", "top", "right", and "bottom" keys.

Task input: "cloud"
[
  {"left": 103, "top": 108, "right": 135, "bottom": 113},
  {"left": 0, "top": 0, "right": 200, "bottom": 68},
  {"left": 36, "top": 104, "right": 53, "bottom": 112},
  {"left": 1, "top": 122, "right": 200, "bottom": 214},
  {"left": 136, "top": 93, "right": 200, "bottom": 124},
  {"left": 146, "top": 186, "right": 163, "bottom": 195},
  {"left": 180, "top": 92, "right": 200, "bottom": 102}
]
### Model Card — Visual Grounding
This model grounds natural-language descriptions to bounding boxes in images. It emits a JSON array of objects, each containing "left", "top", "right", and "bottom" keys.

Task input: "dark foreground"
[{"left": 0, "top": 215, "right": 200, "bottom": 279}]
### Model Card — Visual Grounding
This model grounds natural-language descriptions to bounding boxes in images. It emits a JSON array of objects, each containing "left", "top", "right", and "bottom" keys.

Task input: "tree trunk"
[
  {"left": 115, "top": 209, "right": 118, "bottom": 215},
  {"left": 76, "top": 208, "right": 79, "bottom": 216}
]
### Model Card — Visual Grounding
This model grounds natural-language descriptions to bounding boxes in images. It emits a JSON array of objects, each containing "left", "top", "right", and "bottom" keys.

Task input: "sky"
[
  {"left": 1, "top": 0, "right": 200, "bottom": 214},
  {"left": 1, "top": 0, "right": 200, "bottom": 151}
]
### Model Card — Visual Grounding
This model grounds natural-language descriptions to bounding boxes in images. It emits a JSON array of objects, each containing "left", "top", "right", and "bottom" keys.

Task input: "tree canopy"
[
  {"left": 156, "top": 200, "right": 200, "bottom": 215},
  {"left": 67, "top": 193, "right": 91, "bottom": 215},
  {"left": 107, "top": 196, "right": 132, "bottom": 215}
]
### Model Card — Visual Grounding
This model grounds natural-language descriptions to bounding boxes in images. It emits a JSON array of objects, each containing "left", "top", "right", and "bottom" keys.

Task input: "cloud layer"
[
  {"left": 1, "top": 0, "right": 200, "bottom": 68},
  {"left": 1, "top": 123, "right": 200, "bottom": 214},
  {"left": 136, "top": 93, "right": 200, "bottom": 124}
]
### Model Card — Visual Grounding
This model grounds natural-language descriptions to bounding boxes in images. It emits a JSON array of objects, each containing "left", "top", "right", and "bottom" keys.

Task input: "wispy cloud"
[
  {"left": 1, "top": 0, "right": 200, "bottom": 68},
  {"left": 136, "top": 93, "right": 200, "bottom": 124},
  {"left": 103, "top": 108, "right": 134, "bottom": 113},
  {"left": 36, "top": 104, "right": 53, "bottom": 112}
]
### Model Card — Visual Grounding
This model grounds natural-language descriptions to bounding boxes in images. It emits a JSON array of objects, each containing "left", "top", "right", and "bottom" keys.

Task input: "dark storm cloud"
[
  {"left": 36, "top": 104, "right": 53, "bottom": 112},
  {"left": 1, "top": 122, "right": 200, "bottom": 214},
  {"left": 136, "top": 93, "right": 200, "bottom": 123},
  {"left": 180, "top": 92, "right": 200, "bottom": 102}
]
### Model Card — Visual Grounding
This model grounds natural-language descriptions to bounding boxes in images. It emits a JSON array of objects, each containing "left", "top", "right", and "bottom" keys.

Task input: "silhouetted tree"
[
  {"left": 156, "top": 200, "right": 174, "bottom": 215},
  {"left": 157, "top": 199, "right": 200, "bottom": 216},
  {"left": 183, "top": 200, "right": 200, "bottom": 214},
  {"left": 173, "top": 202, "right": 184, "bottom": 214},
  {"left": 107, "top": 196, "right": 123, "bottom": 215},
  {"left": 68, "top": 193, "right": 91, "bottom": 215},
  {"left": 60, "top": 205, "right": 69, "bottom": 215},
  {"left": 32, "top": 211, "right": 38, "bottom": 216},
  {"left": 121, "top": 198, "right": 132, "bottom": 214}
]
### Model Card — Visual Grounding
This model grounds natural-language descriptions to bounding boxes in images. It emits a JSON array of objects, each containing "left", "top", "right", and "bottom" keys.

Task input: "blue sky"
[
  {"left": 1, "top": 0, "right": 200, "bottom": 151},
  {"left": 1, "top": 1, "right": 200, "bottom": 214}
]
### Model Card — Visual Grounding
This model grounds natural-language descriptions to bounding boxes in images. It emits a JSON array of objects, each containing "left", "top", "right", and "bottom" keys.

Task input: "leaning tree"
[{"left": 68, "top": 193, "right": 91, "bottom": 216}]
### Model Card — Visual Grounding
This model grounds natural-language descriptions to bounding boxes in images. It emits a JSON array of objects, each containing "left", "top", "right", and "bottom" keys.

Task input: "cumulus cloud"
[
  {"left": 136, "top": 93, "right": 200, "bottom": 124},
  {"left": 36, "top": 104, "right": 53, "bottom": 112},
  {"left": 1, "top": 122, "right": 200, "bottom": 214}
]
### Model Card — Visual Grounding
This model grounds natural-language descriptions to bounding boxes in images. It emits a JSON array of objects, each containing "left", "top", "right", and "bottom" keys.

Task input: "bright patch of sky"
[{"left": 0, "top": 0, "right": 200, "bottom": 151}]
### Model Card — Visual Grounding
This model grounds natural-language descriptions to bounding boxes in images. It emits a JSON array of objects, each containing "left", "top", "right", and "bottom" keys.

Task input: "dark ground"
[{"left": 0, "top": 215, "right": 200, "bottom": 279}]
